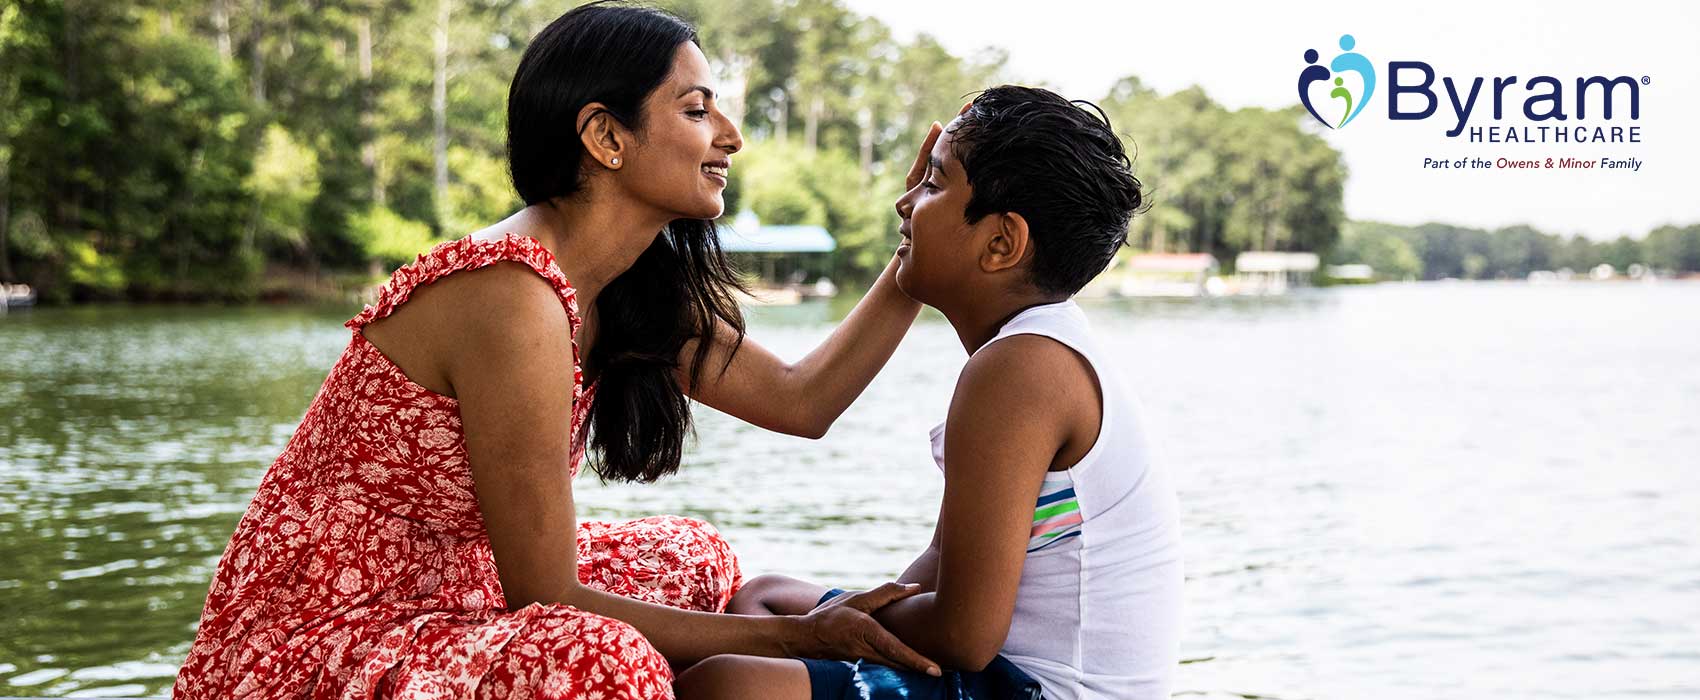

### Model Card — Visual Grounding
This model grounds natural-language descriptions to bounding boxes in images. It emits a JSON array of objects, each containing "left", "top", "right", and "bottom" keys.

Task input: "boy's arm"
[
  {"left": 734, "top": 514, "right": 940, "bottom": 618},
  {"left": 895, "top": 518, "right": 943, "bottom": 591},
  {"left": 871, "top": 335, "right": 1095, "bottom": 671}
]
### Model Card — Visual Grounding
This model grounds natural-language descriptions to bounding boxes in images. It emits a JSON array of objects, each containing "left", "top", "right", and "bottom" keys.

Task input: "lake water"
[{"left": 2, "top": 281, "right": 1697, "bottom": 699}]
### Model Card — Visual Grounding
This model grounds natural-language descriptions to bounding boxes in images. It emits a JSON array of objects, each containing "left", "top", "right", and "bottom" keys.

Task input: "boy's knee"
[
  {"left": 725, "top": 573, "right": 797, "bottom": 615},
  {"left": 675, "top": 655, "right": 811, "bottom": 700},
  {"left": 673, "top": 655, "right": 754, "bottom": 700},
  {"left": 737, "top": 573, "right": 793, "bottom": 595}
]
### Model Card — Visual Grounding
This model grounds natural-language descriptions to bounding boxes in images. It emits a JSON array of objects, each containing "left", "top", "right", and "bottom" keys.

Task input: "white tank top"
[{"left": 929, "top": 300, "right": 1183, "bottom": 700}]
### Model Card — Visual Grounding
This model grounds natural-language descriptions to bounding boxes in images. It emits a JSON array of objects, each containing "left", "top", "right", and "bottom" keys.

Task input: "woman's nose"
[{"left": 717, "top": 112, "right": 744, "bottom": 154}]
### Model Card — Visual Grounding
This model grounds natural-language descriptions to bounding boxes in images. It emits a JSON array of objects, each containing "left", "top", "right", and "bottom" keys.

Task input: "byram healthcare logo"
[
  {"left": 1292, "top": 33, "right": 1646, "bottom": 145},
  {"left": 1299, "top": 34, "right": 1376, "bottom": 129}
]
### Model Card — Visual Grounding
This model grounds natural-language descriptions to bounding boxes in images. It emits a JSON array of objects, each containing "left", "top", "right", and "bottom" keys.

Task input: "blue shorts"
[{"left": 800, "top": 590, "right": 1043, "bottom": 700}]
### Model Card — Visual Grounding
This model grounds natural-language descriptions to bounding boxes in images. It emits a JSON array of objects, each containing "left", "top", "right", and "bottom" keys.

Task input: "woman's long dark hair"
[{"left": 507, "top": 2, "right": 746, "bottom": 483}]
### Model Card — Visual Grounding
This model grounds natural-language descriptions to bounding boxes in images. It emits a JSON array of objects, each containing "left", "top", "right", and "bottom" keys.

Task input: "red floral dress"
[{"left": 173, "top": 234, "right": 742, "bottom": 700}]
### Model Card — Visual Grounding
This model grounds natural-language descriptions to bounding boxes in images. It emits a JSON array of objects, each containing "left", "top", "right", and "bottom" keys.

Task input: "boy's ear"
[
  {"left": 577, "top": 102, "right": 628, "bottom": 171},
  {"left": 980, "top": 212, "right": 1031, "bottom": 274}
]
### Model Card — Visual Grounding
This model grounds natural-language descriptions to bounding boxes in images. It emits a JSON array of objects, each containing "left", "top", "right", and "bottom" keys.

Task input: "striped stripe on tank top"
[{"left": 1029, "top": 472, "right": 1082, "bottom": 552}]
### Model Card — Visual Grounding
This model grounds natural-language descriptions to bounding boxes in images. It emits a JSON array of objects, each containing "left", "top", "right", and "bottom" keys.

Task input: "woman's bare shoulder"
[{"left": 363, "top": 261, "right": 572, "bottom": 397}]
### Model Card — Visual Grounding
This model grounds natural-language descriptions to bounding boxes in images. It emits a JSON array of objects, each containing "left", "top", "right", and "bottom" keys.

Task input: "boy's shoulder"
[
  {"left": 962, "top": 332, "right": 1084, "bottom": 383},
  {"left": 950, "top": 332, "right": 1098, "bottom": 446},
  {"left": 961, "top": 312, "right": 1097, "bottom": 396}
]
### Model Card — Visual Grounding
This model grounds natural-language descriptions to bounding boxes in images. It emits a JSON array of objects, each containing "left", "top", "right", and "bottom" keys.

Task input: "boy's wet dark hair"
[{"left": 948, "top": 85, "right": 1144, "bottom": 295}]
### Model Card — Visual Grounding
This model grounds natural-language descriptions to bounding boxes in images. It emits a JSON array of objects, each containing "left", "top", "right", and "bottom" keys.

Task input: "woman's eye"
[
  {"left": 922, "top": 180, "right": 940, "bottom": 191},
  {"left": 686, "top": 108, "right": 709, "bottom": 119}
]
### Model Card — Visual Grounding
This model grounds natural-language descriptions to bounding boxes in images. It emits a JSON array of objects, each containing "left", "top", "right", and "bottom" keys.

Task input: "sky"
[{"left": 840, "top": 0, "right": 1700, "bottom": 240}]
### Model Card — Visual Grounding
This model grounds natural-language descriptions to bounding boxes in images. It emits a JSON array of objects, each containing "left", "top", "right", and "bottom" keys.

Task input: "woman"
[{"left": 173, "top": 3, "right": 944, "bottom": 698}]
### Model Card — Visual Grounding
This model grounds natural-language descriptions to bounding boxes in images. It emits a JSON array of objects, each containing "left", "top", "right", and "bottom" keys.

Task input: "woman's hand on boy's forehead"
[
  {"left": 901, "top": 104, "right": 969, "bottom": 191},
  {"left": 906, "top": 121, "right": 944, "bottom": 191}
]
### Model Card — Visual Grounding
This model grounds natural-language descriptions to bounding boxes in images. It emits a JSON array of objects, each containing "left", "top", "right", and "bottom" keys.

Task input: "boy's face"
[{"left": 893, "top": 122, "right": 981, "bottom": 307}]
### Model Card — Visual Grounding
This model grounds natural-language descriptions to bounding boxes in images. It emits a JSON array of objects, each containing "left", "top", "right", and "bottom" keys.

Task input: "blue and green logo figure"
[{"left": 1299, "top": 34, "right": 1376, "bottom": 129}]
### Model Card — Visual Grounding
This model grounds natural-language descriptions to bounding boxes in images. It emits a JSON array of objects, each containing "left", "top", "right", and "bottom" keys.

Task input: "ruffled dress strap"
[
  {"left": 346, "top": 232, "right": 582, "bottom": 335},
  {"left": 344, "top": 232, "right": 598, "bottom": 476}
]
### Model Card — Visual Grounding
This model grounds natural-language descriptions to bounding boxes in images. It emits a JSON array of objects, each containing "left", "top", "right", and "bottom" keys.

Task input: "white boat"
[
  {"left": 3, "top": 283, "right": 35, "bottom": 309},
  {"left": 1082, "top": 253, "right": 1222, "bottom": 298},
  {"left": 737, "top": 285, "right": 803, "bottom": 306},
  {"left": 1231, "top": 252, "right": 1320, "bottom": 296}
]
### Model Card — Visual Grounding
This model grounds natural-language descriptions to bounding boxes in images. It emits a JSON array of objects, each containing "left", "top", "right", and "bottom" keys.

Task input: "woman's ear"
[
  {"left": 981, "top": 212, "right": 1032, "bottom": 274},
  {"left": 577, "top": 102, "right": 627, "bottom": 170}
]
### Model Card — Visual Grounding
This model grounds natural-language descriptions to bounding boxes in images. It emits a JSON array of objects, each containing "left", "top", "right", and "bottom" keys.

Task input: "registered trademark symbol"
[{"left": 1642, "top": 76, "right": 1651, "bottom": 85}]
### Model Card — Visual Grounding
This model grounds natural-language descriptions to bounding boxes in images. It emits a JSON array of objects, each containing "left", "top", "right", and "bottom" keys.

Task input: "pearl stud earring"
[{"left": 611, "top": 158, "right": 620, "bottom": 166}]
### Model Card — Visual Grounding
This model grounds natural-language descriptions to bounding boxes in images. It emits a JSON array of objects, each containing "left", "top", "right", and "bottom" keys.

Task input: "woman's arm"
[
  {"left": 675, "top": 123, "right": 943, "bottom": 438},
  {"left": 438, "top": 263, "right": 936, "bottom": 672},
  {"left": 866, "top": 337, "right": 1091, "bottom": 671},
  {"left": 678, "top": 255, "right": 919, "bottom": 438}
]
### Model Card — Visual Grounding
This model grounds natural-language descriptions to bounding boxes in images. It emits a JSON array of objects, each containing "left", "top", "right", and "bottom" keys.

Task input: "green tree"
[
  {"left": 5, "top": 0, "right": 1690, "bottom": 302},
  {"left": 247, "top": 125, "right": 320, "bottom": 260},
  {"left": 1556, "top": 234, "right": 1600, "bottom": 273},
  {"left": 4, "top": 1, "right": 261, "bottom": 299},
  {"left": 1101, "top": 80, "right": 1344, "bottom": 266},
  {"left": 0, "top": 1, "right": 30, "bottom": 282},
  {"left": 1485, "top": 224, "right": 1557, "bottom": 278},
  {"left": 735, "top": 140, "right": 902, "bottom": 279},
  {"left": 1330, "top": 221, "right": 1422, "bottom": 280},
  {"left": 1644, "top": 224, "right": 1700, "bottom": 273},
  {"left": 1599, "top": 235, "right": 1644, "bottom": 272}
]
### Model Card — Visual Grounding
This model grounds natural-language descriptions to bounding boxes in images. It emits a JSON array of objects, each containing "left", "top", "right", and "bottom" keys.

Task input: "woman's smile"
[{"left": 702, "top": 158, "right": 730, "bottom": 187}]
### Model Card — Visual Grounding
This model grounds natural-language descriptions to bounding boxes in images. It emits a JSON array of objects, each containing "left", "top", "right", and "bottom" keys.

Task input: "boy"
[{"left": 677, "top": 85, "right": 1183, "bottom": 700}]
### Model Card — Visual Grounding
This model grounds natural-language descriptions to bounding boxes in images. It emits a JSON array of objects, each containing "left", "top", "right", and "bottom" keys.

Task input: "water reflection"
[
  {"left": 2, "top": 284, "right": 1697, "bottom": 698},
  {"left": 1, "top": 306, "right": 350, "bottom": 697}
]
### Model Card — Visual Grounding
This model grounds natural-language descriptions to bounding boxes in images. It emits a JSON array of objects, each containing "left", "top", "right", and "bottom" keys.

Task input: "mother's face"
[{"left": 618, "top": 43, "right": 743, "bottom": 221}]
